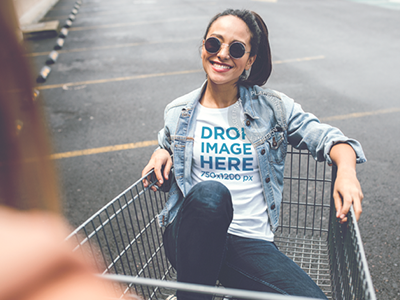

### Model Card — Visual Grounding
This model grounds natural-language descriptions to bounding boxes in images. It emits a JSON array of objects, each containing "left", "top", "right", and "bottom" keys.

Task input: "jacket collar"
[
  {"left": 183, "top": 81, "right": 208, "bottom": 111},
  {"left": 239, "top": 84, "right": 258, "bottom": 120},
  {"left": 183, "top": 82, "right": 286, "bottom": 130},
  {"left": 184, "top": 81, "right": 252, "bottom": 114},
  {"left": 239, "top": 84, "right": 287, "bottom": 130}
]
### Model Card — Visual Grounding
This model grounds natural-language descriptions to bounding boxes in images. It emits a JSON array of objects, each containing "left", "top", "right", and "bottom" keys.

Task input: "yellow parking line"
[
  {"left": 26, "top": 50, "right": 52, "bottom": 57},
  {"left": 26, "top": 38, "right": 199, "bottom": 57},
  {"left": 27, "top": 42, "right": 148, "bottom": 57},
  {"left": 48, "top": 0, "right": 163, "bottom": 11},
  {"left": 36, "top": 69, "right": 203, "bottom": 90},
  {"left": 69, "top": 16, "right": 207, "bottom": 32},
  {"left": 274, "top": 55, "right": 325, "bottom": 64},
  {"left": 50, "top": 140, "right": 158, "bottom": 160},
  {"left": 43, "top": 4, "right": 189, "bottom": 21},
  {"left": 50, "top": 107, "right": 400, "bottom": 160},
  {"left": 321, "top": 107, "right": 400, "bottom": 122},
  {"left": 36, "top": 56, "right": 325, "bottom": 91}
]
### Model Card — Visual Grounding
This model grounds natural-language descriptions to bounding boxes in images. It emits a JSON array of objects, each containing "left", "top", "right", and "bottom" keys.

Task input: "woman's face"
[{"left": 202, "top": 15, "right": 256, "bottom": 87}]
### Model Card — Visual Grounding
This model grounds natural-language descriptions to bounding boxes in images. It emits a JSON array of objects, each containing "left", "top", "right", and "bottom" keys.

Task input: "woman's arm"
[
  {"left": 281, "top": 94, "right": 365, "bottom": 223},
  {"left": 329, "top": 143, "right": 364, "bottom": 224}
]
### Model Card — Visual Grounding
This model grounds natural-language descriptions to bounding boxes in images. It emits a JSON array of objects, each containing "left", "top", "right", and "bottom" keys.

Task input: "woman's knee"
[{"left": 185, "top": 181, "right": 233, "bottom": 218}]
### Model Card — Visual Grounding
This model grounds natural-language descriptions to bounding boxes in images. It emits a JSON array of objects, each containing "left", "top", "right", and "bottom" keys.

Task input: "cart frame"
[{"left": 67, "top": 146, "right": 376, "bottom": 300}]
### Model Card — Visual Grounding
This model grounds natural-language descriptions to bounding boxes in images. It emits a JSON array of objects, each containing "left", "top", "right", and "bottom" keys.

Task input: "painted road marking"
[
  {"left": 69, "top": 16, "right": 208, "bottom": 32},
  {"left": 274, "top": 55, "right": 325, "bottom": 64},
  {"left": 43, "top": 4, "right": 195, "bottom": 20},
  {"left": 36, "top": 69, "right": 203, "bottom": 90},
  {"left": 50, "top": 140, "right": 158, "bottom": 160},
  {"left": 36, "top": 56, "right": 325, "bottom": 90},
  {"left": 50, "top": 107, "right": 400, "bottom": 160},
  {"left": 348, "top": 0, "right": 400, "bottom": 9},
  {"left": 26, "top": 38, "right": 199, "bottom": 57},
  {"left": 321, "top": 107, "right": 400, "bottom": 122}
]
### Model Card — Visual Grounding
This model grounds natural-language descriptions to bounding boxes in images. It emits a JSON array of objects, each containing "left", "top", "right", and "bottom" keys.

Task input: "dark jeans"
[{"left": 163, "top": 181, "right": 327, "bottom": 300}]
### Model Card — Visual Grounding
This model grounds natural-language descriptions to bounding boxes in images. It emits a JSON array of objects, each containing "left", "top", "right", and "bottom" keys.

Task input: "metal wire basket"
[{"left": 67, "top": 146, "right": 376, "bottom": 300}]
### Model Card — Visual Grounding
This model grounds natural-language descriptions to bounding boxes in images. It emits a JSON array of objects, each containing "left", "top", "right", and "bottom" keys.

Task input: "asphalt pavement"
[{"left": 28, "top": 0, "right": 400, "bottom": 298}]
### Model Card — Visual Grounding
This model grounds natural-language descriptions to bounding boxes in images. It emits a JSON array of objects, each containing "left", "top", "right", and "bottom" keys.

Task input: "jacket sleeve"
[
  {"left": 157, "top": 104, "right": 172, "bottom": 153},
  {"left": 155, "top": 108, "right": 175, "bottom": 192},
  {"left": 157, "top": 126, "right": 172, "bottom": 154},
  {"left": 282, "top": 94, "right": 366, "bottom": 165}
]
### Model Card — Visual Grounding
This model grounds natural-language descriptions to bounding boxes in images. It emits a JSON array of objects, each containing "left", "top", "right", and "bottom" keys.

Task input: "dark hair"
[
  {"left": 203, "top": 9, "right": 272, "bottom": 87},
  {"left": 0, "top": 0, "right": 60, "bottom": 212}
]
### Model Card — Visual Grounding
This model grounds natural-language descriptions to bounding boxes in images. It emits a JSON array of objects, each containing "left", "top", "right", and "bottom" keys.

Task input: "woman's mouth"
[{"left": 210, "top": 61, "right": 233, "bottom": 71}]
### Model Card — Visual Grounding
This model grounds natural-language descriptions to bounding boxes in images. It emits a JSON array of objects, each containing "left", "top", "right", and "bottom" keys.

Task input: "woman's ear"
[
  {"left": 245, "top": 55, "right": 257, "bottom": 70},
  {"left": 200, "top": 39, "right": 206, "bottom": 57}
]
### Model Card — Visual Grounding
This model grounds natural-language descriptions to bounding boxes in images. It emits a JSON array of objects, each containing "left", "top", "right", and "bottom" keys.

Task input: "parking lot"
[{"left": 29, "top": 0, "right": 400, "bottom": 298}]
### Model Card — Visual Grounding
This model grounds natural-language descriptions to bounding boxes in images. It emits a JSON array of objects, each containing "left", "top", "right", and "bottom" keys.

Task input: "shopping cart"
[{"left": 67, "top": 145, "right": 376, "bottom": 300}]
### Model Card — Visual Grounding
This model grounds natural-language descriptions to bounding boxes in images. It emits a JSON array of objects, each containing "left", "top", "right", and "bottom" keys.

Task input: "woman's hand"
[
  {"left": 330, "top": 143, "right": 364, "bottom": 224},
  {"left": 142, "top": 149, "right": 173, "bottom": 192},
  {"left": 333, "top": 166, "right": 363, "bottom": 224}
]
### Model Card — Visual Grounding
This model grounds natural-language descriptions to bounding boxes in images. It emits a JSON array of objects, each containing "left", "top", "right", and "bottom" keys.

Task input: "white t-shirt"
[{"left": 191, "top": 101, "right": 274, "bottom": 242}]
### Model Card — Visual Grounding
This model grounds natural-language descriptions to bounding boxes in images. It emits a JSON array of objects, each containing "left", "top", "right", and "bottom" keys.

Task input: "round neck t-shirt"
[{"left": 191, "top": 101, "right": 274, "bottom": 242}]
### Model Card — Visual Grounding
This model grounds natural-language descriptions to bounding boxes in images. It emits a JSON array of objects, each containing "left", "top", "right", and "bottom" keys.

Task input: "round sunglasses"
[{"left": 204, "top": 37, "right": 250, "bottom": 59}]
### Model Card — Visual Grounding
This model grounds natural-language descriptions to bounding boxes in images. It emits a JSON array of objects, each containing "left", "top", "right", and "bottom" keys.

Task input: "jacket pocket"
[{"left": 267, "top": 131, "right": 287, "bottom": 164}]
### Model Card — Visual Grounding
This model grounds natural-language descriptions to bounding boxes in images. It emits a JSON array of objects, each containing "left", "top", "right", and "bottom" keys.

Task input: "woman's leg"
[
  {"left": 218, "top": 234, "right": 328, "bottom": 299},
  {"left": 163, "top": 181, "right": 233, "bottom": 300}
]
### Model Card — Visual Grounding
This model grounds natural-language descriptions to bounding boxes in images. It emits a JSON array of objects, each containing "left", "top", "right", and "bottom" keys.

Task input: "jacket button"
[
  {"left": 272, "top": 137, "right": 277, "bottom": 147},
  {"left": 261, "top": 149, "right": 265, "bottom": 155},
  {"left": 265, "top": 177, "right": 270, "bottom": 183},
  {"left": 246, "top": 120, "right": 250, "bottom": 126},
  {"left": 271, "top": 204, "right": 276, "bottom": 210}
]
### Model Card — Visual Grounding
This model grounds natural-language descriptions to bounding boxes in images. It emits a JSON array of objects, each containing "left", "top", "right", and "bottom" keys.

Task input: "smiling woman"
[
  {"left": 201, "top": 9, "right": 272, "bottom": 91},
  {"left": 141, "top": 8, "right": 366, "bottom": 300},
  {"left": 201, "top": 15, "right": 256, "bottom": 90}
]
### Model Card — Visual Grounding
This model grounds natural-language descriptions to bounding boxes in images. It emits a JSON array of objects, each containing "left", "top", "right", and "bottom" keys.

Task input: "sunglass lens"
[
  {"left": 230, "top": 42, "right": 246, "bottom": 59},
  {"left": 205, "top": 37, "right": 220, "bottom": 53}
]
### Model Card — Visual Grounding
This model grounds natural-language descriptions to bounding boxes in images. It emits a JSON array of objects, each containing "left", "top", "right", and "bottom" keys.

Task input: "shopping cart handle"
[{"left": 100, "top": 274, "right": 326, "bottom": 300}]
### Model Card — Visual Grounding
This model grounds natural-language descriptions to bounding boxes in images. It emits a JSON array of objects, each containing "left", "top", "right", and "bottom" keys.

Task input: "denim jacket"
[{"left": 157, "top": 82, "right": 366, "bottom": 232}]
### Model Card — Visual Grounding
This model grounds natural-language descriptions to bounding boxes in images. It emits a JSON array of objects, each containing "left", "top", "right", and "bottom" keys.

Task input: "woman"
[{"left": 142, "top": 9, "right": 366, "bottom": 299}]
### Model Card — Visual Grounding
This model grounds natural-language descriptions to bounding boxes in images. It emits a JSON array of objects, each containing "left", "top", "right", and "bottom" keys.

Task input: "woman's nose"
[{"left": 217, "top": 43, "right": 230, "bottom": 60}]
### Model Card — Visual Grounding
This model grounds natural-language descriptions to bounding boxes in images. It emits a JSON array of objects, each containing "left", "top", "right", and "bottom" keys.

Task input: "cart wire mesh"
[{"left": 67, "top": 146, "right": 376, "bottom": 300}]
